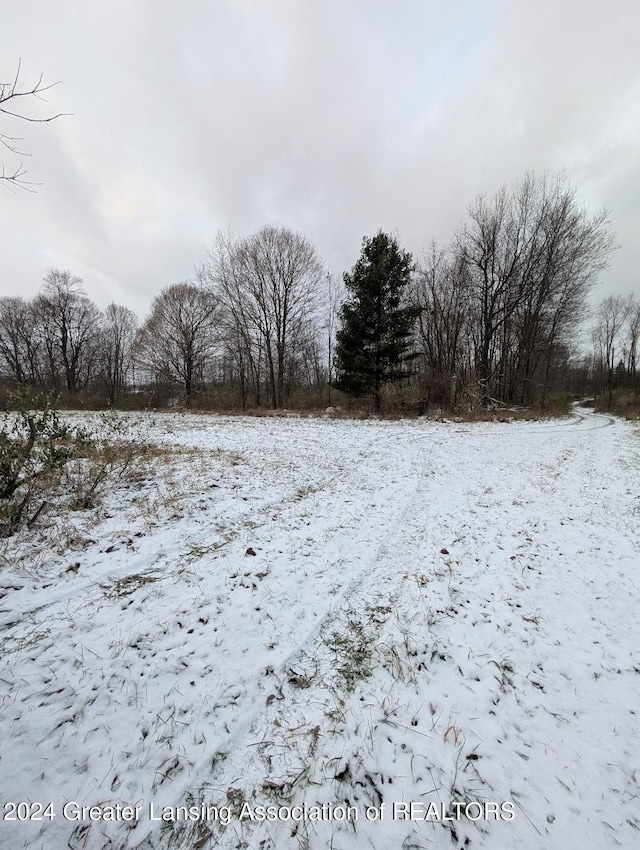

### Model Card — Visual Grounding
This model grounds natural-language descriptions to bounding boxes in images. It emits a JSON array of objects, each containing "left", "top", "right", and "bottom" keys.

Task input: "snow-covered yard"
[{"left": 1, "top": 406, "right": 639, "bottom": 850}]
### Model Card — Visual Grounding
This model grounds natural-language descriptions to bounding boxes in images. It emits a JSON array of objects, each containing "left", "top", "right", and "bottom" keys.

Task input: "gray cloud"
[{"left": 2, "top": 0, "right": 638, "bottom": 320}]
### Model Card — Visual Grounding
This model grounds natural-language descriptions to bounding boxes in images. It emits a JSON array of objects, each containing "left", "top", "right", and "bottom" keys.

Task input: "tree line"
[{"left": 1, "top": 173, "right": 633, "bottom": 412}]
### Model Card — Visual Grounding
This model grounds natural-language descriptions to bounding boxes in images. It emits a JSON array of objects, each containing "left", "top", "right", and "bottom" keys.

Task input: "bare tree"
[
  {"left": 455, "top": 184, "right": 528, "bottom": 404},
  {"left": 239, "top": 226, "right": 324, "bottom": 408},
  {"left": 622, "top": 296, "right": 640, "bottom": 388},
  {"left": 1, "top": 59, "right": 67, "bottom": 190},
  {"left": 32, "top": 270, "right": 103, "bottom": 394},
  {"left": 100, "top": 303, "right": 138, "bottom": 403},
  {"left": 415, "top": 243, "right": 471, "bottom": 405},
  {"left": 205, "top": 231, "right": 266, "bottom": 407},
  {"left": 592, "top": 294, "right": 632, "bottom": 405},
  {"left": 521, "top": 177, "right": 616, "bottom": 404},
  {"left": 136, "top": 282, "right": 220, "bottom": 407},
  {"left": 455, "top": 173, "right": 616, "bottom": 405},
  {"left": 0, "top": 296, "right": 41, "bottom": 385},
  {"left": 322, "top": 271, "right": 344, "bottom": 406},
  {"left": 206, "top": 227, "right": 325, "bottom": 409}
]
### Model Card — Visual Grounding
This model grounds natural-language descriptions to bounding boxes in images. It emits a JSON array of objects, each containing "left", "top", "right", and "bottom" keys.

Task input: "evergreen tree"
[{"left": 333, "top": 232, "right": 418, "bottom": 411}]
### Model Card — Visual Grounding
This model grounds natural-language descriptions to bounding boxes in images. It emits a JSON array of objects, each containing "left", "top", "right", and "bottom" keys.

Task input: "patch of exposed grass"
[
  {"left": 0, "top": 627, "right": 51, "bottom": 656},
  {"left": 102, "top": 570, "right": 161, "bottom": 599},
  {"left": 324, "top": 604, "right": 392, "bottom": 693}
]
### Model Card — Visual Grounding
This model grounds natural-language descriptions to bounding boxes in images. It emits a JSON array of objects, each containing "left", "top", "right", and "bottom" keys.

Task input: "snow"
[{"left": 1, "top": 405, "right": 639, "bottom": 850}]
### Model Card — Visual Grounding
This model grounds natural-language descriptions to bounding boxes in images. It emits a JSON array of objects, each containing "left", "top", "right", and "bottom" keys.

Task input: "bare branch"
[
  {"left": 0, "top": 161, "right": 40, "bottom": 192},
  {"left": 0, "top": 58, "right": 68, "bottom": 121},
  {"left": 0, "top": 131, "right": 28, "bottom": 155},
  {"left": 1, "top": 59, "right": 69, "bottom": 190}
]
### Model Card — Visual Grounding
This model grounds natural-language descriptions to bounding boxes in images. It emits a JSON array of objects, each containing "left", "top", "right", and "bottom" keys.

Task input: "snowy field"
[{"left": 1, "top": 406, "right": 639, "bottom": 850}]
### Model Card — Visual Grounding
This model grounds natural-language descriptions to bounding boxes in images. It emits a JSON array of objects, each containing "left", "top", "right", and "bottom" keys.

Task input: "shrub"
[{"left": 0, "top": 390, "right": 91, "bottom": 536}]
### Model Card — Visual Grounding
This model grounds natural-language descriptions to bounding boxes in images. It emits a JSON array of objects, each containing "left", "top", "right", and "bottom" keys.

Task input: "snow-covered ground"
[{"left": 1, "top": 406, "right": 639, "bottom": 850}]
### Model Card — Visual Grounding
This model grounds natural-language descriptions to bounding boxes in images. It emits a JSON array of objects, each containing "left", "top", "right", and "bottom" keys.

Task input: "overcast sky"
[{"left": 2, "top": 0, "right": 639, "bottom": 319}]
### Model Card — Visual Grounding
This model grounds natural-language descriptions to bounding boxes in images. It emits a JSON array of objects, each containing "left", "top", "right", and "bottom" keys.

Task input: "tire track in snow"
[
  {"left": 196, "top": 411, "right": 640, "bottom": 850},
  {"left": 524, "top": 405, "right": 617, "bottom": 432},
  {"left": 125, "top": 429, "right": 435, "bottom": 849},
  {"left": 115, "top": 410, "right": 637, "bottom": 850},
  {"left": 4, "top": 412, "right": 638, "bottom": 850}
]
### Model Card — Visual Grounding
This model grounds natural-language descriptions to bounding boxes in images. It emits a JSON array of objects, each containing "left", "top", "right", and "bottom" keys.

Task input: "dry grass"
[
  {"left": 594, "top": 389, "right": 640, "bottom": 419},
  {"left": 101, "top": 570, "right": 162, "bottom": 599}
]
